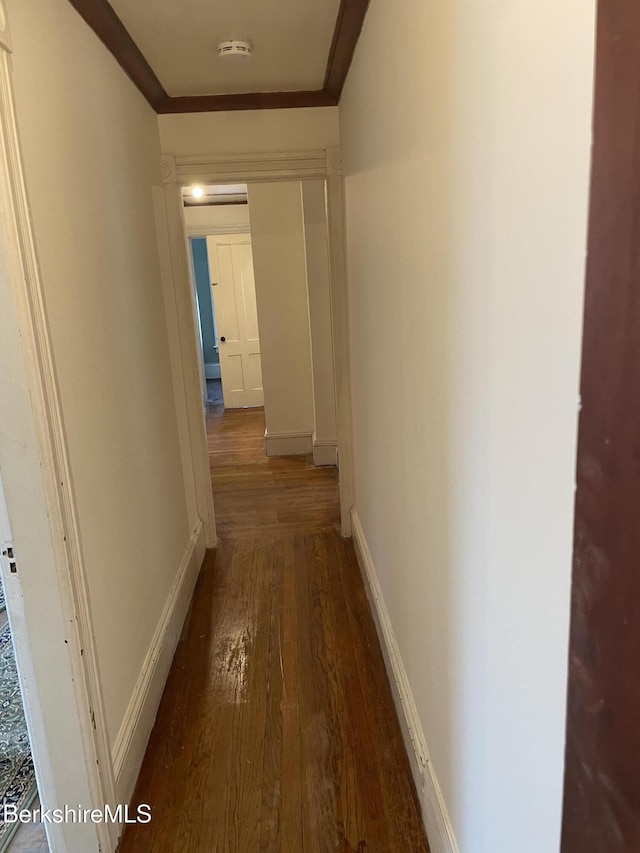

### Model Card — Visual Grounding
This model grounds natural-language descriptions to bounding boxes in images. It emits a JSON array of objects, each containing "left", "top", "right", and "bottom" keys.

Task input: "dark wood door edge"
[{"left": 561, "top": 1, "right": 640, "bottom": 850}]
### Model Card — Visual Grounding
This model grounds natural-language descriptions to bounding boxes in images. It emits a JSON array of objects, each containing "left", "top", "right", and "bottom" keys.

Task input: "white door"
[{"left": 206, "top": 234, "right": 264, "bottom": 408}]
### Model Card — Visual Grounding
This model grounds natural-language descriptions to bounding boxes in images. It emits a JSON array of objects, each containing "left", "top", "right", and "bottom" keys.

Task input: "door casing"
[
  {"left": 0, "top": 6, "right": 117, "bottom": 850},
  {"left": 161, "top": 149, "right": 355, "bottom": 537}
]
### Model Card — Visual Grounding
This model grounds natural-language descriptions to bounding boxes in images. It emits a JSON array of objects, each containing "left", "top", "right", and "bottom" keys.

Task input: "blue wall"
[{"left": 190, "top": 238, "right": 218, "bottom": 366}]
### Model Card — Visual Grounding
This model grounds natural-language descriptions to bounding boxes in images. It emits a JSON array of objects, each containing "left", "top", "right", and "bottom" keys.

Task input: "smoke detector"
[{"left": 217, "top": 41, "right": 252, "bottom": 58}]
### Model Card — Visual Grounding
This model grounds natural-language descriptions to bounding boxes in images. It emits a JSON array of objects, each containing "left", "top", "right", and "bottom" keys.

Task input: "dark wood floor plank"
[
  {"left": 322, "top": 535, "right": 389, "bottom": 848},
  {"left": 280, "top": 537, "right": 304, "bottom": 853},
  {"left": 259, "top": 539, "right": 284, "bottom": 851},
  {"left": 296, "top": 535, "right": 342, "bottom": 853},
  {"left": 118, "top": 405, "right": 429, "bottom": 853},
  {"left": 305, "top": 534, "right": 364, "bottom": 851}
]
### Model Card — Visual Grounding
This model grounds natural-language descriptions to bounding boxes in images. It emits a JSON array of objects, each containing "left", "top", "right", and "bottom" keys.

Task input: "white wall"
[
  {"left": 158, "top": 107, "right": 339, "bottom": 157},
  {"left": 247, "top": 182, "right": 315, "bottom": 444},
  {"left": 301, "top": 181, "right": 338, "bottom": 459},
  {"left": 183, "top": 203, "right": 250, "bottom": 234},
  {"left": 8, "top": 0, "right": 192, "bottom": 757},
  {"left": 340, "top": 2, "right": 596, "bottom": 852}
]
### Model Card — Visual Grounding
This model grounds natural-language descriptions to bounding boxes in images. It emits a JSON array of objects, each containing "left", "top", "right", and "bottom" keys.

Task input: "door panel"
[
  {"left": 238, "top": 243, "right": 260, "bottom": 341},
  {"left": 207, "top": 234, "right": 264, "bottom": 408}
]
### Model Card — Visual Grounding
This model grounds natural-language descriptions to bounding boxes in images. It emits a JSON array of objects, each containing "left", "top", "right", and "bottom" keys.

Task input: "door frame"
[
  {"left": 161, "top": 150, "right": 355, "bottom": 537},
  {"left": 0, "top": 6, "right": 117, "bottom": 851}
]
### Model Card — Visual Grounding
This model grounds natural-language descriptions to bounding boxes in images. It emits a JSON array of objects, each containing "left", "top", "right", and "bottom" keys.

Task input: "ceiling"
[
  {"left": 109, "top": 0, "right": 341, "bottom": 97},
  {"left": 67, "top": 0, "right": 370, "bottom": 113}
]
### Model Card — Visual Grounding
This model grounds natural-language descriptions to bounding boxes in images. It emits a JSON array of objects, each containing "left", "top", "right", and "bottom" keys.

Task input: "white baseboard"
[
  {"left": 112, "top": 519, "right": 206, "bottom": 805},
  {"left": 351, "top": 510, "right": 459, "bottom": 853},
  {"left": 264, "top": 430, "right": 313, "bottom": 457},
  {"left": 204, "top": 362, "right": 221, "bottom": 380},
  {"left": 312, "top": 438, "right": 338, "bottom": 467}
]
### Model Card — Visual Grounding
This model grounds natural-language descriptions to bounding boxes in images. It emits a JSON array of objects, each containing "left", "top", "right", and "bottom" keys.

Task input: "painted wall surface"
[
  {"left": 190, "top": 238, "right": 218, "bottom": 365},
  {"left": 340, "top": 1, "right": 596, "bottom": 851},
  {"left": 301, "top": 181, "right": 337, "bottom": 447},
  {"left": 247, "top": 182, "right": 314, "bottom": 438},
  {"left": 183, "top": 203, "right": 251, "bottom": 233},
  {"left": 8, "top": 0, "right": 190, "bottom": 746},
  {"left": 158, "top": 107, "right": 339, "bottom": 156}
]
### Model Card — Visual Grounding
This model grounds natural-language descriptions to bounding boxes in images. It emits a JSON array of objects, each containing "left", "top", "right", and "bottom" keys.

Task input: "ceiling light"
[
  {"left": 191, "top": 186, "right": 204, "bottom": 199},
  {"left": 217, "top": 40, "right": 252, "bottom": 59}
]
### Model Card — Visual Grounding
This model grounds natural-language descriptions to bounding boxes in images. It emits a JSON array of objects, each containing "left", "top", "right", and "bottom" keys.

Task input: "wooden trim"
[
  {"left": 325, "top": 174, "right": 355, "bottom": 536},
  {"left": 162, "top": 183, "right": 218, "bottom": 548},
  {"left": 183, "top": 199, "right": 249, "bottom": 208},
  {"left": 561, "top": 1, "right": 640, "bottom": 849},
  {"left": 152, "top": 186, "right": 201, "bottom": 532},
  {"left": 165, "top": 150, "right": 332, "bottom": 186},
  {"left": 324, "top": 0, "right": 371, "bottom": 100},
  {"left": 158, "top": 90, "right": 336, "bottom": 114},
  {"left": 64, "top": 0, "right": 370, "bottom": 112},
  {"left": 66, "top": 0, "right": 167, "bottom": 110},
  {"left": 64, "top": 0, "right": 369, "bottom": 112},
  {"left": 264, "top": 431, "right": 314, "bottom": 457},
  {"left": 312, "top": 440, "right": 338, "bottom": 468}
]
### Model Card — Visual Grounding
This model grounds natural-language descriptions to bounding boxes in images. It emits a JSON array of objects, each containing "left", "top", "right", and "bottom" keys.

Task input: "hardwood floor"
[
  {"left": 118, "top": 405, "right": 429, "bottom": 852},
  {"left": 207, "top": 405, "right": 341, "bottom": 541}
]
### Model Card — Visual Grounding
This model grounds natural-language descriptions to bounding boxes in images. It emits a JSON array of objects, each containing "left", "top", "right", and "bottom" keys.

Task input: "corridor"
[{"left": 118, "top": 405, "right": 429, "bottom": 852}]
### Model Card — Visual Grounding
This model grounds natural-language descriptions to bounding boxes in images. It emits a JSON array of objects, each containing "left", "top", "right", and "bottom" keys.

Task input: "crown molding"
[
  {"left": 161, "top": 148, "right": 337, "bottom": 185},
  {"left": 66, "top": 0, "right": 167, "bottom": 109},
  {"left": 65, "top": 0, "right": 369, "bottom": 112},
  {"left": 157, "top": 89, "right": 336, "bottom": 114},
  {"left": 324, "top": 0, "right": 371, "bottom": 100}
]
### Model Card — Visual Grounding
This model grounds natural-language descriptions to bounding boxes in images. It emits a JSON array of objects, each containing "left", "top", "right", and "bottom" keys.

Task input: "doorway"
[
  {"left": 184, "top": 184, "right": 264, "bottom": 412},
  {"left": 160, "top": 149, "right": 353, "bottom": 537},
  {"left": 178, "top": 175, "right": 345, "bottom": 540}
]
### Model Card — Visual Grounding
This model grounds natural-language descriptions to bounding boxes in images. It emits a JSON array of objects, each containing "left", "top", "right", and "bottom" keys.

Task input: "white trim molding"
[
  {"left": 264, "top": 430, "right": 313, "bottom": 457},
  {"left": 112, "top": 520, "right": 206, "bottom": 805},
  {"left": 161, "top": 182, "right": 217, "bottom": 547},
  {"left": 163, "top": 150, "right": 333, "bottom": 186},
  {"left": 326, "top": 146, "right": 343, "bottom": 176},
  {"left": 0, "top": 9, "right": 116, "bottom": 850},
  {"left": 325, "top": 175, "right": 354, "bottom": 536},
  {"left": 351, "top": 510, "right": 460, "bottom": 853},
  {"left": 313, "top": 438, "right": 337, "bottom": 467}
]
